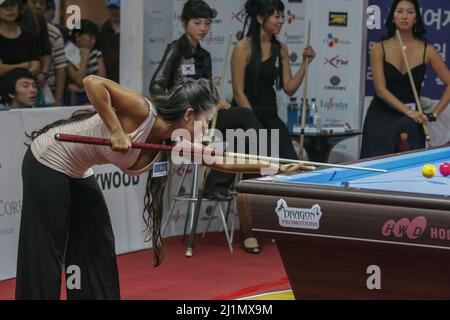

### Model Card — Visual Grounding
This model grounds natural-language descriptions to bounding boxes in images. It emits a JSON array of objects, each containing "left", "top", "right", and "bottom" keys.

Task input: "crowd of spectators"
[{"left": 0, "top": 0, "right": 120, "bottom": 110}]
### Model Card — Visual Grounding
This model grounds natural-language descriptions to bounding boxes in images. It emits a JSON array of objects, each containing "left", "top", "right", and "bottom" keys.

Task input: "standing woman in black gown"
[
  {"left": 361, "top": 0, "right": 450, "bottom": 159},
  {"left": 231, "top": 0, "right": 316, "bottom": 252}
]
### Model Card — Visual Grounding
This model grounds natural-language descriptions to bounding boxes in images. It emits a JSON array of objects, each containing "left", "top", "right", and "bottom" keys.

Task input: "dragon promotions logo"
[{"left": 275, "top": 199, "right": 323, "bottom": 230}]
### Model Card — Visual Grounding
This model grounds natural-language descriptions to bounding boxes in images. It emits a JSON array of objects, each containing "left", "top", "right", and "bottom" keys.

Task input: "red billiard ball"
[{"left": 440, "top": 162, "right": 450, "bottom": 177}]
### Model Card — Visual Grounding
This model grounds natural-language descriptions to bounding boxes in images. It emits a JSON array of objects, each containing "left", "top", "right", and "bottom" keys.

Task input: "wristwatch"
[{"left": 425, "top": 112, "right": 437, "bottom": 122}]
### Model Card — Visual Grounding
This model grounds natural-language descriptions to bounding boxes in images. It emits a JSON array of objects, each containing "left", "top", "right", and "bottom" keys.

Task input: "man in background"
[
  {"left": 0, "top": 68, "right": 37, "bottom": 109},
  {"left": 98, "top": 0, "right": 120, "bottom": 83}
]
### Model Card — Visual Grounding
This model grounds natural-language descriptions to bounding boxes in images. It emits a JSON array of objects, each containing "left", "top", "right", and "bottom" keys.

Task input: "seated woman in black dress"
[{"left": 361, "top": 0, "right": 450, "bottom": 159}]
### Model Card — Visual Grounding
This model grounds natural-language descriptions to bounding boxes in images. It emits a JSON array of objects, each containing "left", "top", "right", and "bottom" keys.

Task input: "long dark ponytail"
[
  {"left": 242, "top": 0, "right": 285, "bottom": 96},
  {"left": 143, "top": 78, "right": 218, "bottom": 267},
  {"left": 26, "top": 109, "right": 97, "bottom": 142}
]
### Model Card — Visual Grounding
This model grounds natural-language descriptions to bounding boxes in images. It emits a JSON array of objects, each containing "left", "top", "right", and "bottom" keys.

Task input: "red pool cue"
[
  {"left": 55, "top": 133, "right": 387, "bottom": 173},
  {"left": 55, "top": 133, "right": 178, "bottom": 152}
]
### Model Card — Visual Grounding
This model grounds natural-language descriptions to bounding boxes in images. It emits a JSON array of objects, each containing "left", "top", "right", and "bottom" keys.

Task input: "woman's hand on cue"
[
  {"left": 217, "top": 99, "right": 231, "bottom": 111},
  {"left": 406, "top": 110, "right": 428, "bottom": 125},
  {"left": 279, "top": 163, "right": 316, "bottom": 173},
  {"left": 302, "top": 45, "right": 316, "bottom": 63},
  {"left": 110, "top": 129, "right": 132, "bottom": 153}
]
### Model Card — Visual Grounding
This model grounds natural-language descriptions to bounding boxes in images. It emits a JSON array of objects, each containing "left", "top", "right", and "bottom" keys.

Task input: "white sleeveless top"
[{"left": 31, "top": 98, "right": 161, "bottom": 179}]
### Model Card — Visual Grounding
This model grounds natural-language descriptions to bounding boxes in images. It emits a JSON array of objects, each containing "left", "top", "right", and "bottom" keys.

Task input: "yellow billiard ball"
[{"left": 422, "top": 164, "right": 436, "bottom": 178}]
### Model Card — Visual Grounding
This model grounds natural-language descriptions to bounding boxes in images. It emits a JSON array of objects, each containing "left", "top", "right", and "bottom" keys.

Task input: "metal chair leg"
[
  {"left": 162, "top": 164, "right": 191, "bottom": 237},
  {"left": 202, "top": 201, "right": 220, "bottom": 239}
]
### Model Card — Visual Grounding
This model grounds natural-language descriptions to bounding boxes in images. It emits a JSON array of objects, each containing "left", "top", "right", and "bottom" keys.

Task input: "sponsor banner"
[
  {"left": 0, "top": 111, "right": 24, "bottom": 281},
  {"left": 305, "top": 0, "right": 367, "bottom": 160}
]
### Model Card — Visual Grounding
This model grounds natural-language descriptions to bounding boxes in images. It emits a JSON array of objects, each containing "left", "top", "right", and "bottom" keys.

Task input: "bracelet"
[
  {"left": 406, "top": 110, "right": 413, "bottom": 115},
  {"left": 425, "top": 112, "right": 438, "bottom": 122}
]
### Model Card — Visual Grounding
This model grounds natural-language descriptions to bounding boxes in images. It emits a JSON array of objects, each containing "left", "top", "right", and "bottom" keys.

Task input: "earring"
[{"left": 261, "top": 25, "right": 267, "bottom": 37}]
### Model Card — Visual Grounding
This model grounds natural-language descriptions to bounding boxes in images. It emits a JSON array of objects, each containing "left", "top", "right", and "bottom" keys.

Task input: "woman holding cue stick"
[
  {"left": 361, "top": 0, "right": 450, "bottom": 159},
  {"left": 16, "top": 0, "right": 309, "bottom": 296},
  {"left": 16, "top": 75, "right": 308, "bottom": 300}
]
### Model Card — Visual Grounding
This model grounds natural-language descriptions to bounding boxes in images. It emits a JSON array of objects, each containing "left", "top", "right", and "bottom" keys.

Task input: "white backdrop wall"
[{"left": 304, "top": 0, "right": 368, "bottom": 161}]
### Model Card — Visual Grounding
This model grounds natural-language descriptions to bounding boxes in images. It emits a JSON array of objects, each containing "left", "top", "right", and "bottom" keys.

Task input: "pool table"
[{"left": 237, "top": 146, "right": 450, "bottom": 299}]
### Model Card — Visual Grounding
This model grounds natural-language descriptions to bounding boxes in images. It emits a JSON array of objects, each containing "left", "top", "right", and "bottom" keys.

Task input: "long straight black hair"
[
  {"left": 242, "top": 0, "right": 285, "bottom": 96},
  {"left": 146, "top": 78, "right": 217, "bottom": 266},
  {"left": 382, "top": 0, "right": 426, "bottom": 41},
  {"left": 27, "top": 78, "right": 218, "bottom": 267}
]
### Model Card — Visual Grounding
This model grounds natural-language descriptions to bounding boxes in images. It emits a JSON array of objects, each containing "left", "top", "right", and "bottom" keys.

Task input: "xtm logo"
[
  {"left": 231, "top": 9, "right": 246, "bottom": 23},
  {"left": 324, "top": 55, "right": 349, "bottom": 68},
  {"left": 286, "top": 9, "right": 298, "bottom": 24}
]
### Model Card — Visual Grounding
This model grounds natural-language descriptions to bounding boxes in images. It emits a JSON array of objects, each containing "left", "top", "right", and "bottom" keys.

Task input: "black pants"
[
  {"left": 205, "top": 107, "right": 298, "bottom": 193},
  {"left": 16, "top": 149, "right": 120, "bottom": 300}
]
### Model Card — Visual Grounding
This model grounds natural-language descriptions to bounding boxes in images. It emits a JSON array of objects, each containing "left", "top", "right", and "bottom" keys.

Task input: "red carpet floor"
[{"left": 0, "top": 232, "right": 290, "bottom": 300}]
